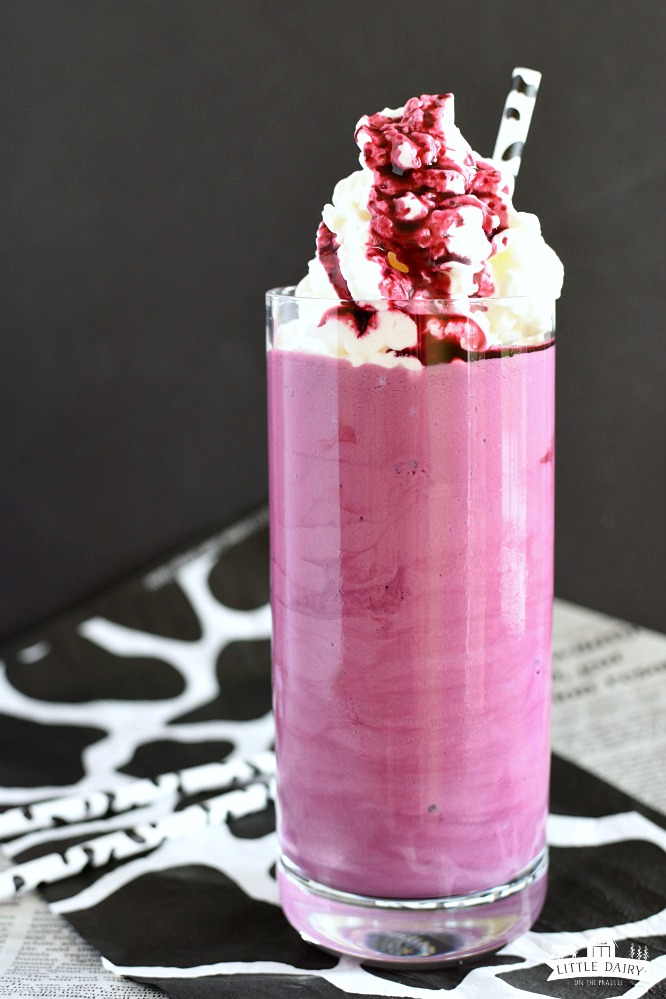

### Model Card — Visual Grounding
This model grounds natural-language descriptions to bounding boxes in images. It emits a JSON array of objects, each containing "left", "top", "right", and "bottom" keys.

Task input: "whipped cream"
[{"left": 277, "top": 93, "right": 563, "bottom": 366}]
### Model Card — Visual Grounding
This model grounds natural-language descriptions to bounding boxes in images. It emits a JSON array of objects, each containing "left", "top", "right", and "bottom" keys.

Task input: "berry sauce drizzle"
[
  {"left": 317, "top": 222, "right": 352, "bottom": 301},
  {"left": 311, "top": 95, "right": 551, "bottom": 364},
  {"left": 354, "top": 94, "right": 512, "bottom": 301},
  {"left": 321, "top": 303, "right": 378, "bottom": 336}
]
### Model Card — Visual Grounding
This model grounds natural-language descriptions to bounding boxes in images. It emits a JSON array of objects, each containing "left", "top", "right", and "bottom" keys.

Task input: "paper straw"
[
  {"left": 0, "top": 780, "right": 273, "bottom": 901},
  {"left": 0, "top": 750, "right": 276, "bottom": 842},
  {"left": 492, "top": 67, "right": 542, "bottom": 177}
]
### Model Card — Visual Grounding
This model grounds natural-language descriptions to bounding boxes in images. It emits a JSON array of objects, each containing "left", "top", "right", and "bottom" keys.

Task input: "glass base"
[{"left": 278, "top": 849, "right": 548, "bottom": 967}]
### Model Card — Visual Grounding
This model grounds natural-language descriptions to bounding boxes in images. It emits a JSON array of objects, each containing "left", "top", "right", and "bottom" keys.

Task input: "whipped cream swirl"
[{"left": 277, "top": 93, "right": 563, "bottom": 366}]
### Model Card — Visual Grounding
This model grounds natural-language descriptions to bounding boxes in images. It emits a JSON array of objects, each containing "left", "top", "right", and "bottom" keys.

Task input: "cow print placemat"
[{"left": 1, "top": 507, "right": 665, "bottom": 998}]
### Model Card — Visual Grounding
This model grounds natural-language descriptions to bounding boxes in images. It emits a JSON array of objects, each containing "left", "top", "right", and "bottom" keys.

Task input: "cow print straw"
[
  {"left": 492, "top": 66, "right": 542, "bottom": 177},
  {"left": 0, "top": 780, "right": 274, "bottom": 901},
  {"left": 0, "top": 750, "right": 276, "bottom": 841}
]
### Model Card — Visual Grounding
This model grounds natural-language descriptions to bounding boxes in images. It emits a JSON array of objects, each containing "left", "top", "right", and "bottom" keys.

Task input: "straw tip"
[
  {"left": 511, "top": 67, "right": 542, "bottom": 87},
  {"left": 492, "top": 67, "right": 543, "bottom": 176}
]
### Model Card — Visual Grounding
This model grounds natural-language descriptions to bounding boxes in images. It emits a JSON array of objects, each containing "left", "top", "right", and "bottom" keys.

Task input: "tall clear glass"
[{"left": 266, "top": 289, "right": 555, "bottom": 966}]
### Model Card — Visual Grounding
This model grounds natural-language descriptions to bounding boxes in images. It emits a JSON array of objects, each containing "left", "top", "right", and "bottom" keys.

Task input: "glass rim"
[{"left": 266, "top": 285, "right": 557, "bottom": 308}]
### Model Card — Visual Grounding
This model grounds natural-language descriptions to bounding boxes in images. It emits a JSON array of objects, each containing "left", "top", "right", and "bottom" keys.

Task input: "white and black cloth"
[{"left": 0, "top": 507, "right": 665, "bottom": 998}]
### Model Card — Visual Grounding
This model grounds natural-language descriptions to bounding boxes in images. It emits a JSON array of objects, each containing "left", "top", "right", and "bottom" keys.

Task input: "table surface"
[{"left": 0, "top": 513, "right": 664, "bottom": 999}]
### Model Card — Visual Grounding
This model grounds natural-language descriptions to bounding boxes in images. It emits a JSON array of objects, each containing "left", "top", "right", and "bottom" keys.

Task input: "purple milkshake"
[{"left": 267, "top": 88, "right": 563, "bottom": 964}]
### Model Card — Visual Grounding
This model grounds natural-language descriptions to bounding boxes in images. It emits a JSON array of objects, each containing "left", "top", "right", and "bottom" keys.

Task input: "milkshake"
[{"left": 267, "top": 88, "right": 563, "bottom": 964}]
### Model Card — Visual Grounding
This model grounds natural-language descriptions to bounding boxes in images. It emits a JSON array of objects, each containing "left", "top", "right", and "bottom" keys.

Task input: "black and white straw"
[
  {"left": 0, "top": 780, "right": 273, "bottom": 901},
  {"left": 492, "top": 66, "right": 542, "bottom": 177},
  {"left": 0, "top": 750, "right": 276, "bottom": 841}
]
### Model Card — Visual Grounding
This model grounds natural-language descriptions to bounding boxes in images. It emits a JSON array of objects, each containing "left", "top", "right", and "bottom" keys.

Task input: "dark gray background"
[{"left": 1, "top": 0, "right": 664, "bottom": 638}]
